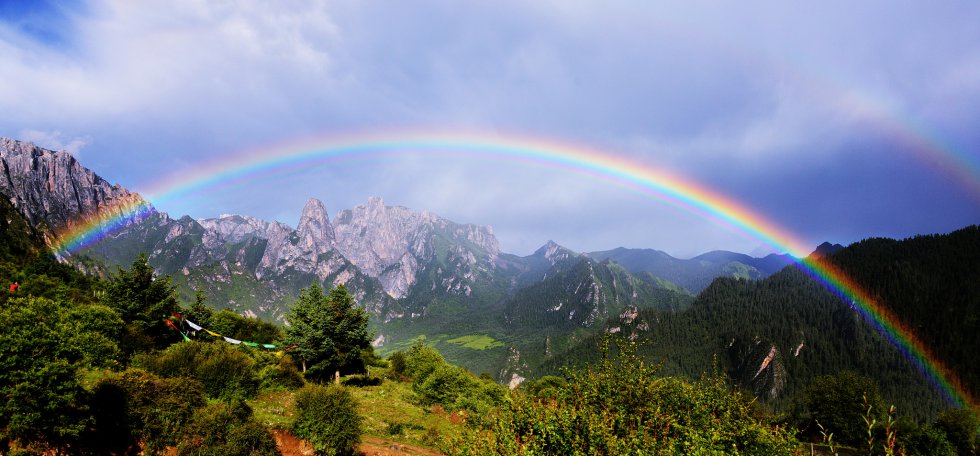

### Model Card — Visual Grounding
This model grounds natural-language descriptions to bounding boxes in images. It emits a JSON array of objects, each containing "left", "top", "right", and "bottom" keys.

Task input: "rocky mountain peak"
[
  {"left": 297, "top": 197, "right": 334, "bottom": 246},
  {"left": 534, "top": 240, "right": 576, "bottom": 264},
  {"left": 0, "top": 137, "right": 149, "bottom": 248}
]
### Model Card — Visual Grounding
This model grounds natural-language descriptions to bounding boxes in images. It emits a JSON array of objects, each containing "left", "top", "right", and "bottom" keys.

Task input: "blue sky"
[{"left": 1, "top": 1, "right": 978, "bottom": 257}]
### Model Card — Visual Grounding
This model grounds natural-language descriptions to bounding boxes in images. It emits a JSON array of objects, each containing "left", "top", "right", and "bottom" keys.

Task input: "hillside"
[{"left": 542, "top": 225, "right": 980, "bottom": 421}]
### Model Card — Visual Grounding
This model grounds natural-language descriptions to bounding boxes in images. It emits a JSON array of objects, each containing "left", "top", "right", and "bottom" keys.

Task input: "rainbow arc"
[{"left": 51, "top": 131, "right": 976, "bottom": 410}]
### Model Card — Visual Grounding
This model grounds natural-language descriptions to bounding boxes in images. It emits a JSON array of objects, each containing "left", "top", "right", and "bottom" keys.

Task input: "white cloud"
[{"left": 18, "top": 129, "right": 91, "bottom": 155}]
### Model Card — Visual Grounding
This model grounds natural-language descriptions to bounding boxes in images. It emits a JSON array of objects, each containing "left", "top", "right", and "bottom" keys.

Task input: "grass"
[
  {"left": 446, "top": 334, "right": 504, "bottom": 350},
  {"left": 351, "top": 376, "right": 460, "bottom": 449},
  {"left": 249, "top": 389, "right": 296, "bottom": 430},
  {"left": 248, "top": 373, "right": 461, "bottom": 451}
]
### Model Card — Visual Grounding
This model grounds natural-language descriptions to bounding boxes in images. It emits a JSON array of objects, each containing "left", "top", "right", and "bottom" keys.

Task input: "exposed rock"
[
  {"left": 332, "top": 196, "right": 500, "bottom": 299},
  {"left": 0, "top": 138, "right": 150, "bottom": 249}
]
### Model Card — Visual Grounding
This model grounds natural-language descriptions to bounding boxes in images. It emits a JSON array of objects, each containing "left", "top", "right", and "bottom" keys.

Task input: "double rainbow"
[{"left": 51, "top": 131, "right": 975, "bottom": 410}]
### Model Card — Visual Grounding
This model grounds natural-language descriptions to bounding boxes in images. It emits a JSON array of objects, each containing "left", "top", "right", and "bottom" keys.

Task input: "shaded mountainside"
[{"left": 543, "top": 225, "right": 980, "bottom": 420}]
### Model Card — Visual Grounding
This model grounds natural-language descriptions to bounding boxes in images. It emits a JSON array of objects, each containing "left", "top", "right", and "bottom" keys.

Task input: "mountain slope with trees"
[{"left": 542, "top": 225, "right": 980, "bottom": 422}]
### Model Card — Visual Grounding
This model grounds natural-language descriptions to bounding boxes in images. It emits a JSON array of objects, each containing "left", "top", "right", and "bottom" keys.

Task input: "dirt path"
[{"left": 273, "top": 430, "right": 444, "bottom": 456}]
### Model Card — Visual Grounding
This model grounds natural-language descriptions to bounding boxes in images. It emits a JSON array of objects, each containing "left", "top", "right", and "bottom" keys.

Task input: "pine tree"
[
  {"left": 284, "top": 283, "right": 370, "bottom": 383},
  {"left": 101, "top": 253, "right": 180, "bottom": 355}
]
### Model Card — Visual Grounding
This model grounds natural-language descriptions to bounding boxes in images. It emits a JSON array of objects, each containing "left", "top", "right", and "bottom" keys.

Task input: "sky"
[{"left": 1, "top": 0, "right": 978, "bottom": 257}]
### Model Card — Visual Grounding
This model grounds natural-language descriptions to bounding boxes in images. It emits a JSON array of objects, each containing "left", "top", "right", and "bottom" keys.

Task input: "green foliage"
[
  {"left": 293, "top": 384, "right": 363, "bottom": 456},
  {"left": 341, "top": 374, "right": 384, "bottom": 387},
  {"left": 258, "top": 354, "right": 306, "bottom": 391},
  {"left": 209, "top": 308, "right": 282, "bottom": 343},
  {"left": 101, "top": 253, "right": 182, "bottom": 355},
  {"left": 185, "top": 287, "right": 214, "bottom": 328},
  {"left": 284, "top": 283, "right": 371, "bottom": 382},
  {"left": 527, "top": 375, "right": 568, "bottom": 400},
  {"left": 89, "top": 368, "right": 206, "bottom": 454},
  {"left": 135, "top": 340, "right": 261, "bottom": 400},
  {"left": 896, "top": 420, "right": 957, "bottom": 456},
  {"left": 932, "top": 408, "right": 978, "bottom": 456},
  {"left": 176, "top": 400, "right": 279, "bottom": 456},
  {"left": 403, "top": 340, "right": 446, "bottom": 383},
  {"left": 794, "top": 371, "right": 883, "bottom": 446},
  {"left": 446, "top": 337, "right": 800, "bottom": 455},
  {"left": 386, "top": 351, "right": 408, "bottom": 380},
  {"left": 400, "top": 340, "right": 508, "bottom": 414},
  {"left": 0, "top": 296, "right": 127, "bottom": 452}
]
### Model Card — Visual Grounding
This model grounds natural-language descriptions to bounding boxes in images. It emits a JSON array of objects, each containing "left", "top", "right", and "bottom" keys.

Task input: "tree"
[
  {"left": 0, "top": 297, "right": 95, "bottom": 452},
  {"left": 185, "top": 287, "right": 214, "bottom": 328},
  {"left": 284, "top": 283, "right": 371, "bottom": 382},
  {"left": 101, "top": 253, "right": 180, "bottom": 355},
  {"left": 795, "top": 371, "right": 883, "bottom": 446}
]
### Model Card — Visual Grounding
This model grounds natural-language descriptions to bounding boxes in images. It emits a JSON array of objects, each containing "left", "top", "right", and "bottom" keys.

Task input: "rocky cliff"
[{"left": 0, "top": 138, "right": 149, "bottom": 247}]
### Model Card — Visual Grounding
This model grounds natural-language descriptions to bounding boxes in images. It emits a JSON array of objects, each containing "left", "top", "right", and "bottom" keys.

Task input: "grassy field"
[{"left": 445, "top": 334, "right": 505, "bottom": 350}]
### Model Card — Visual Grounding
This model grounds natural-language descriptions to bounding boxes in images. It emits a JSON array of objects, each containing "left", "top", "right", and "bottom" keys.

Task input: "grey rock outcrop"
[
  {"left": 0, "top": 138, "right": 149, "bottom": 247},
  {"left": 332, "top": 196, "right": 500, "bottom": 299}
]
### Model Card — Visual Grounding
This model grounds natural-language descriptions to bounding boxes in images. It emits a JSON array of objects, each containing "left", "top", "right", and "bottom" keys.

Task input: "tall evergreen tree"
[
  {"left": 101, "top": 253, "right": 180, "bottom": 355},
  {"left": 284, "top": 283, "right": 370, "bottom": 383}
]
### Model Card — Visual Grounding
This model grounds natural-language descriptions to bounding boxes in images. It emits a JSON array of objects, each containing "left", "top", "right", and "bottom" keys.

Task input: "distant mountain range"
[
  {"left": 3, "top": 137, "right": 974, "bottom": 418},
  {"left": 0, "top": 137, "right": 795, "bottom": 377}
]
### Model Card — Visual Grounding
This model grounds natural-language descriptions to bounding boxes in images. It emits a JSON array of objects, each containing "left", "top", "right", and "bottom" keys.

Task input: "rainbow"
[{"left": 51, "top": 130, "right": 975, "bottom": 410}]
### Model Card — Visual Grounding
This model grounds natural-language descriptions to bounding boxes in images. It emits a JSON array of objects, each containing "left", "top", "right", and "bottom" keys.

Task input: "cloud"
[
  {"left": 0, "top": 1, "right": 977, "bottom": 255},
  {"left": 18, "top": 129, "right": 91, "bottom": 155}
]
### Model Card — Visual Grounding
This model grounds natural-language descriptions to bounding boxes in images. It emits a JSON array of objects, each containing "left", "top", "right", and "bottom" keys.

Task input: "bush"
[
  {"left": 136, "top": 341, "right": 260, "bottom": 400},
  {"left": 259, "top": 354, "right": 305, "bottom": 391},
  {"left": 793, "top": 371, "right": 883, "bottom": 446},
  {"left": 341, "top": 374, "right": 383, "bottom": 387},
  {"left": 933, "top": 408, "right": 978, "bottom": 456},
  {"left": 293, "top": 384, "right": 363, "bottom": 456},
  {"left": 177, "top": 401, "right": 279, "bottom": 456},
  {"left": 403, "top": 341, "right": 445, "bottom": 383},
  {"left": 88, "top": 369, "right": 206, "bottom": 454},
  {"left": 386, "top": 351, "right": 407, "bottom": 381},
  {"left": 527, "top": 375, "right": 568, "bottom": 400}
]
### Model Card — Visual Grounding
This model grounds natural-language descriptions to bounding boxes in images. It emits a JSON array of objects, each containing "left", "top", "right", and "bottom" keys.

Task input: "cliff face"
[
  {"left": 0, "top": 138, "right": 149, "bottom": 248},
  {"left": 332, "top": 196, "right": 500, "bottom": 299}
]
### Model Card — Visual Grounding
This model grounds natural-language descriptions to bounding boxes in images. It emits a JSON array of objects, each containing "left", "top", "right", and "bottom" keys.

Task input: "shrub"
[
  {"left": 415, "top": 364, "right": 480, "bottom": 406},
  {"left": 177, "top": 401, "right": 279, "bottom": 456},
  {"left": 528, "top": 375, "right": 568, "bottom": 400},
  {"left": 443, "top": 337, "right": 799, "bottom": 455},
  {"left": 88, "top": 369, "right": 206, "bottom": 454},
  {"left": 403, "top": 341, "right": 445, "bottom": 383},
  {"left": 259, "top": 354, "right": 305, "bottom": 391},
  {"left": 386, "top": 351, "right": 407, "bottom": 381},
  {"left": 293, "top": 384, "right": 363, "bottom": 456},
  {"left": 933, "top": 408, "right": 978, "bottom": 456},
  {"left": 794, "top": 371, "right": 883, "bottom": 446},
  {"left": 136, "top": 341, "right": 260, "bottom": 400},
  {"left": 341, "top": 374, "right": 383, "bottom": 387}
]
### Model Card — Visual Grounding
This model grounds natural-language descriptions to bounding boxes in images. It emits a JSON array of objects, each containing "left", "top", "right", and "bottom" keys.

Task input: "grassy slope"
[{"left": 249, "top": 373, "right": 460, "bottom": 453}]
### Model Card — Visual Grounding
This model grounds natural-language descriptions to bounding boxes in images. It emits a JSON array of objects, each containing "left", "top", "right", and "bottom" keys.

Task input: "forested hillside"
[{"left": 542, "top": 226, "right": 980, "bottom": 423}]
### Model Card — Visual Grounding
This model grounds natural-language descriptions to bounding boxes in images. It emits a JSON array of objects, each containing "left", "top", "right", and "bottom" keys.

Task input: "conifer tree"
[
  {"left": 101, "top": 253, "right": 180, "bottom": 355},
  {"left": 284, "top": 283, "right": 370, "bottom": 383}
]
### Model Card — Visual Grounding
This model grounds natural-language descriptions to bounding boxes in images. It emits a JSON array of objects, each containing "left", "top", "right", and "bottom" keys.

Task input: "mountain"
[
  {"left": 0, "top": 136, "right": 832, "bottom": 384},
  {"left": 587, "top": 246, "right": 793, "bottom": 294},
  {"left": 0, "top": 138, "right": 148, "bottom": 250},
  {"left": 544, "top": 226, "right": 980, "bottom": 420}
]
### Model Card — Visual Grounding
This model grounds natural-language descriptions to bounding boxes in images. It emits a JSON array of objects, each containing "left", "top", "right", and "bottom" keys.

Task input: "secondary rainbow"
[{"left": 51, "top": 131, "right": 975, "bottom": 410}]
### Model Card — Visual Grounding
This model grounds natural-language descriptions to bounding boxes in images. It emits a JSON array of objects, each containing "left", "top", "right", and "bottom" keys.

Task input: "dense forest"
[
  {"left": 541, "top": 226, "right": 980, "bottom": 423},
  {"left": 1, "top": 195, "right": 977, "bottom": 454}
]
